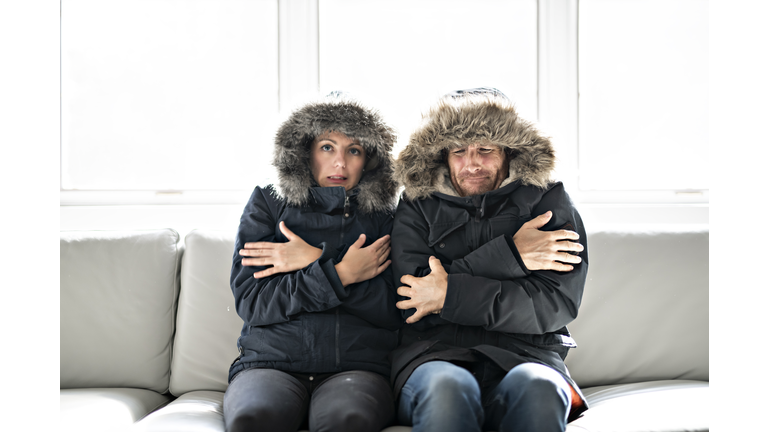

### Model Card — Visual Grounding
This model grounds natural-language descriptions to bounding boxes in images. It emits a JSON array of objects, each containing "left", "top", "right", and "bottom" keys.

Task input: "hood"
[
  {"left": 272, "top": 93, "right": 398, "bottom": 214},
  {"left": 395, "top": 87, "right": 555, "bottom": 201}
]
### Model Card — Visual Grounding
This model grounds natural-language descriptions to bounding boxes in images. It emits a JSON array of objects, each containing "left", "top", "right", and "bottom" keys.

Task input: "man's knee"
[
  {"left": 400, "top": 362, "right": 484, "bottom": 431},
  {"left": 421, "top": 363, "right": 479, "bottom": 398},
  {"left": 501, "top": 363, "right": 571, "bottom": 405}
]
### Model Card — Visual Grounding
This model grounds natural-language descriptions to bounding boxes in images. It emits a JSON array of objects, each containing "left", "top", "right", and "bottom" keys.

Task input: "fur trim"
[
  {"left": 395, "top": 89, "right": 555, "bottom": 201},
  {"left": 272, "top": 94, "right": 398, "bottom": 214}
]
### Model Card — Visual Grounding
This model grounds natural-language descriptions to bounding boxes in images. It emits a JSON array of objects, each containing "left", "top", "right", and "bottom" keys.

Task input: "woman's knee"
[
  {"left": 227, "top": 402, "right": 306, "bottom": 432},
  {"left": 312, "top": 406, "right": 381, "bottom": 432},
  {"left": 309, "top": 370, "right": 394, "bottom": 432},
  {"left": 223, "top": 369, "right": 308, "bottom": 432}
]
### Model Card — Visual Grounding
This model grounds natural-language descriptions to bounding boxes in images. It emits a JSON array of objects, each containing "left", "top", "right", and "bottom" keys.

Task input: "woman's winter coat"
[
  {"left": 391, "top": 88, "right": 589, "bottom": 420},
  {"left": 228, "top": 96, "right": 401, "bottom": 382}
]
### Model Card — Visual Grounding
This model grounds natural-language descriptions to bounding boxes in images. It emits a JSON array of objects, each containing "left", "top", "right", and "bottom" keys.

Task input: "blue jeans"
[{"left": 397, "top": 361, "right": 572, "bottom": 432}]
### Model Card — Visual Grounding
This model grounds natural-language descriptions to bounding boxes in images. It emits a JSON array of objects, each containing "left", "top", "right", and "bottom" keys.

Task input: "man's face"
[{"left": 447, "top": 143, "right": 509, "bottom": 197}]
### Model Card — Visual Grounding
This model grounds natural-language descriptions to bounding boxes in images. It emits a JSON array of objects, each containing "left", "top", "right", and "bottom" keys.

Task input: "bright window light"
[
  {"left": 578, "top": 0, "right": 708, "bottom": 191},
  {"left": 318, "top": 0, "right": 538, "bottom": 157},
  {"left": 61, "top": 0, "right": 279, "bottom": 191}
]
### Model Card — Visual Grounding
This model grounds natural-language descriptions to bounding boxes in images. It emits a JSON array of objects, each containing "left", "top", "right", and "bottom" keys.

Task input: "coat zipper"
[
  {"left": 335, "top": 308, "right": 341, "bottom": 369},
  {"left": 336, "top": 194, "right": 349, "bottom": 370},
  {"left": 343, "top": 196, "right": 350, "bottom": 218}
]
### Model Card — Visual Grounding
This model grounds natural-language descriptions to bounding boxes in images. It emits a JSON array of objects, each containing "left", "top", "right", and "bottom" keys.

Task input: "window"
[
  {"left": 578, "top": 0, "right": 708, "bottom": 193},
  {"left": 61, "top": 0, "right": 279, "bottom": 195},
  {"left": 60, "top": 0, "right": 709, "bottom": 207},
  {"left": 319, "top": 0, "right": 538, "bottom": 157}
]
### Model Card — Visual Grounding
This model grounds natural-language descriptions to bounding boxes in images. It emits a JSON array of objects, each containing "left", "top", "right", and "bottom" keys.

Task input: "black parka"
[
  {"left": 391, "top": 88, "right": 589, "bottom": 421},
  {"left": 228, "top": 95, "right": 401, "bottom": 382}
]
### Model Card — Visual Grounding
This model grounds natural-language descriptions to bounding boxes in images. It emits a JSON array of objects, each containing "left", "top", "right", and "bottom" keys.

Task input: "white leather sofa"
[{"left": 60, "top": 225, "right": 709, "bottom": 432}]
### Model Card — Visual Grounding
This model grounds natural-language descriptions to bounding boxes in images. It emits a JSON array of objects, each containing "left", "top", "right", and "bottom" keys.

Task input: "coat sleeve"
[
  {"left": 330, "top": 213, "right": 402, "bottom": 331},
  {"left": 393, "top": 184, "right": 588, "bottom": 335},
  {"left": 230, "top": 187, "right": 343, "bottom": 327}
]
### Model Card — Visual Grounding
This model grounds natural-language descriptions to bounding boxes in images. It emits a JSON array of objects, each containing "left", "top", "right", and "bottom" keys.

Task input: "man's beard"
[{"left": 453, "top": 171, "right": 501, "bottom": 196}]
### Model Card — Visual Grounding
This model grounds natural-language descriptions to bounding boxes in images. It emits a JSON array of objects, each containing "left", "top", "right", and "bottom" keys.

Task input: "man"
[{"left": 390, "top": 88, "right": 588, "bottom": 432}]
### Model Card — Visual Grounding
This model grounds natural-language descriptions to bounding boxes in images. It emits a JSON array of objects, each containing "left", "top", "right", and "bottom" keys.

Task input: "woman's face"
[{"left": 309, "top": 131, "right": 366, "bottom": 191}]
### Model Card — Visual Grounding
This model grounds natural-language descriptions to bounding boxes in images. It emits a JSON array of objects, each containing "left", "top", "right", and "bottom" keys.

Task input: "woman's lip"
[{"left": 326, "top": 176, "right": 347, "bottom": 183}]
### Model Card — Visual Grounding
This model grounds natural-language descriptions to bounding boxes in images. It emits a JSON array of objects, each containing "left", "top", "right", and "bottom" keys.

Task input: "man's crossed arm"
[{"left": 396, "top": 211, "right": 583, "bottom": 324}]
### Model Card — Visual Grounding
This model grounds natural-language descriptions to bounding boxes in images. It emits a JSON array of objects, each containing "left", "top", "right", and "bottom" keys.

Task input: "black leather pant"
[{"left": 223, "top": 368, "right": 394, "bottom": 432}]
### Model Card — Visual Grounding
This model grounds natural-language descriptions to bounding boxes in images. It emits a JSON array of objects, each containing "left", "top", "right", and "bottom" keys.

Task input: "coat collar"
[{"left": 306, "top": 186, "right": 358, "bottom": 213}]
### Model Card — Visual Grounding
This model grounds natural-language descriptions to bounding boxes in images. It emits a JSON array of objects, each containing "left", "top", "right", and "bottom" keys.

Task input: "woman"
[{"left": 224, "top": 94, "right": 401, "bottom": 432}]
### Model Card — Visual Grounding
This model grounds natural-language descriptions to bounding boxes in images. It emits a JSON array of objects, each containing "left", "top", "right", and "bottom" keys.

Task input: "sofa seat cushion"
[
  {"left": 60, "top": 388, "right": 172, "bottom": 432},
  {"left": 566, "top": 380, "right": 709, "bottom": 432},
  {"left": 130, "top": 390, "right": 426, "bottom": 432},
  {"left": 133, "top": 391, "right": 225, "bottom": 431}
]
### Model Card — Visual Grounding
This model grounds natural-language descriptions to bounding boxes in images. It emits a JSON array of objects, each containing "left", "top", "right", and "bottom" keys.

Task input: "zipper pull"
[
  {"left": 344, "top": 196, "right": 350, "bottom": 218},
  {"left": 472, "top": 196, "right": 483, "bottom": 222}
]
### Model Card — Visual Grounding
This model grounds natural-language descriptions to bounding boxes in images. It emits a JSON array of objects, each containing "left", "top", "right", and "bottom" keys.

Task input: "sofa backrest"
[
  {"left": 60, "top": 229, "right": 182, "bottom": 394},
  {"left": 565, "top": 227, "right": 709, "bottom": 388},
  {"left": 169, "top": 230, "right": 243, "bottom": 396},
  {"left": 169, "top": 227, "right": 709, "bottom": 395}
]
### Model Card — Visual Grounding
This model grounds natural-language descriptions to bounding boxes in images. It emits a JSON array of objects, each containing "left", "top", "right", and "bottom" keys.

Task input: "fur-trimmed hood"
[
  {"left": 272, "top": 93, "right": 398, "bottom": 214},
  {"left": 395, "top": 88, "right": 555, "bottom": 201}
]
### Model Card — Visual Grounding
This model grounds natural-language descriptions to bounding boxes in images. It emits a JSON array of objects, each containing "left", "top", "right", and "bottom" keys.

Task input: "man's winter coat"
[
  {"left": 391, "top": 88, "right": 589, "bottom": 420},
  {"left": 228, "top": 96, "right": 401, "bottom": 382}
]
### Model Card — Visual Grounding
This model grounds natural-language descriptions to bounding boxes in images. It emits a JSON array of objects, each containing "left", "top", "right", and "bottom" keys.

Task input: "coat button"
[
  {"left": 309, "top": 376, "right": 314, "bottom": 381},
  {"left": 439, "top": 242, "right": 445, "bottom": 248}
]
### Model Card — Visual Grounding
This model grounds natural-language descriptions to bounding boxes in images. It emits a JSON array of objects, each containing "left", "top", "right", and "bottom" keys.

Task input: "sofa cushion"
[
  {"left": 60, "top": 388, "right": 172, "bottom": 432},
  {"left": 60, "top": 229, "right": 181, "bottom": 393},
  {"left": 566, "top": 380, "right": 709, "bottom": 432},
  {"left": 131, "top": 390, "right": 420, "bottom": 432},
  {"left": 133, "top": 391, "right": 225, "bottom": 432},
  {"left": 169, "top": 230, "right": 243, "bottom": 395},
  {"left": 565, "top": 228, "right": 709, "bottom": 387}
]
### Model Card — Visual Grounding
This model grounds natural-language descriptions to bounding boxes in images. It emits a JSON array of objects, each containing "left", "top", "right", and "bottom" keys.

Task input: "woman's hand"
[
  {"left": 335, "top": 234, "right": 391, "bottom": 287},
  {"left": 240, "top": 221, "right": 323, "bottom": 278}
]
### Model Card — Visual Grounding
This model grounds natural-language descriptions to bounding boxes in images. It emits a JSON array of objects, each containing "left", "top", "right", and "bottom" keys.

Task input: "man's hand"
[
  {"left": 334, "top": 234, "right": 391, "bottom": 287},
  {"left": 397, "top": 256, "right": 448, "bottom": 324},
  {"left": 240, "top": 221, "right": 323, "bottom": 278},
  {"left": 513, "top": 211, "right": 583, "bottom": 272}
]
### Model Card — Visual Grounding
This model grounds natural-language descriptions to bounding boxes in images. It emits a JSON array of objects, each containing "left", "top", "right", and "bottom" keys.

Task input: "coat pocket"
[{"left": 247, "top": 319, "right": 305, "bottom": 362}]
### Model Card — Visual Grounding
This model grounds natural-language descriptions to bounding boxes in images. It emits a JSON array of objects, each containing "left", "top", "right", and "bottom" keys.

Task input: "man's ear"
[
  {"left": 440, "top": 148, "right": 448, "bottom": 163},
  {"left": 505, "top": 148, "right": 521, "bottom": 160},
  {"left": 502, "top": 148, "right": 513, "bottom": 177}
]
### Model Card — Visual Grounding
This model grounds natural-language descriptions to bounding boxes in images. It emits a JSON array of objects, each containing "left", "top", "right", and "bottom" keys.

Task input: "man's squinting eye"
[
  {"left": 479, "top": 147, "right": 496, "bottom": 154},
  {"left": 451, "top": 149, "right": 466, "bottom": 155}
]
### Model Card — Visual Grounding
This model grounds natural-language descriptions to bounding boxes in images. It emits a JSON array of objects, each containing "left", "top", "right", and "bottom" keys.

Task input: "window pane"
[
  {"left": 578, "top": 0, "right": 708, "bottom": 191},
  {"left": 319, "top": 0, "right": 538, "bottom": 156},
  {"left": 61, "top": 0, "right": 278, "bottom": 190}
]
